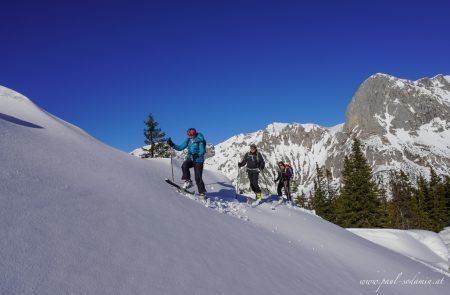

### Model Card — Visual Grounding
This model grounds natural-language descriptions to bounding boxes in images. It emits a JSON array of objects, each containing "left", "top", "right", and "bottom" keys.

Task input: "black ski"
[{"left": 165, "top": 178, "right": 195, "bottom": 195}]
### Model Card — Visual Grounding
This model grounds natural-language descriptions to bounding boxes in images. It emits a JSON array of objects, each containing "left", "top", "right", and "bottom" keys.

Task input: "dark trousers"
[
  {"left": 181, "top": 159, "right": 206, "bottom": 194},
  {"left": 248, "top": 172, "right": 261, "bottom": 194},
  {"left": 277, "top": 179, "right": 291, "bottom": 201}
]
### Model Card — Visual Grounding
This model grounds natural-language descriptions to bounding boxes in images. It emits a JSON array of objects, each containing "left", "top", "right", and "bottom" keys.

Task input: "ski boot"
[{"left": 183, "top": 180, "right": 193, "bottom": 189}]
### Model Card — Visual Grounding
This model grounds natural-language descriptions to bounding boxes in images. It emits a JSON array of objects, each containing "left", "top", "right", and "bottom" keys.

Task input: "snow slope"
[
  {"left": 349, "top": 229, "right": 449, "bottom": 270},
  {"left": 440, "top": 227, "right": 450, "bottom": 258},
  {"left": 1, "top": 85, "right": 449, "bottom": 294}
]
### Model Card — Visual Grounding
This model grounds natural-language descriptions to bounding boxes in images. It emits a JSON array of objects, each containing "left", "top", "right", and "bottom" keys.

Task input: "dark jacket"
[{"left": 238, "top": 151, "right": 265, "bottom": 173}]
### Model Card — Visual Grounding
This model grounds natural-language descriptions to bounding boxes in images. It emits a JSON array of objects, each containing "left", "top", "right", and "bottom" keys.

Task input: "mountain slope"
[{"left": 1, "top": 86, "right": 448, "bottom": 294}]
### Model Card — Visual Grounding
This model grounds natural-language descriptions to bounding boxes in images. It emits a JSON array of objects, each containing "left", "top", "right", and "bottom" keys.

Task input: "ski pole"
[
  {"left": 170, "top": 146, "right": 174, "bottom": 182},
  {"left": 236, "top": 164, "right": 240, "bottom": 198},
  {"left": 272, "top": 168, "right": 277, "bottom": 195}
]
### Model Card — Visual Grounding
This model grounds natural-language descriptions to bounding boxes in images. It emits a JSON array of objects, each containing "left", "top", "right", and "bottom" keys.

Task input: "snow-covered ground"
[
  {"left": 440, "top": 227, "right": 450, "bottom": 257},
  {"left": 349, "top": 229, "right": 449, "bottom": 271},
  {"left": 1, "top": 85, "right": 449, "bottom": 294}
]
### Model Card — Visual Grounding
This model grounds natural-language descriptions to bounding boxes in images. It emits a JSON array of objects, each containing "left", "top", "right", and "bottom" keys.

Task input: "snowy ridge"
[
  {"left": 327, "top": 122, "right": 345, "bottom": 135},
  {"left": 267, "top": 122, "right": 289, "bottom": 134},
  {"left": 0, "top": 85, "right": 91, "bottom": 138},
  {"left": 1, "top": 86, "right": 449, "bottom": 294},
  {"left": 445, "top": 76, "right": 450, "bottom": 83}
]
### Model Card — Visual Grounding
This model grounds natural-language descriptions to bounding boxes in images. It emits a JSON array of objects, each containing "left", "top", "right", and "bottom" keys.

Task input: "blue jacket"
[{"left": 172, "top": 132, "right": 206, "bottom": 163}]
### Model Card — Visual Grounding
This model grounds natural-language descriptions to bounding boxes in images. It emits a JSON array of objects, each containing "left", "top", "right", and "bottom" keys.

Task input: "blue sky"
[{"left": 1, "top": 0, "right": 449, "bottom": 152}]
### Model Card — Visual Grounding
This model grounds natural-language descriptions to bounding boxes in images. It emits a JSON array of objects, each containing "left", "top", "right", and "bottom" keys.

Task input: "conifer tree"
[
  {"left": 389, "top": 170, "right": 415, "bottom": 229},
  {"left": 335, "top": 138, "right": 386, "bottom": 228},
  {"left": 410, "top": 175, "right": 431, "bottom": 229},
  {"left": 295, "top": 190, "right": 309, "bottom": 209},
  {"left": 335, "top": 156, "right": 353, "bottom": 227},
  {"left": 312, "top": 164, "right": 333, "bottom": 221},
  {"left": 445, "top": 176, "right": 450, "bottom": 225},
  {"left": 142, "top": 113, "right": 170, "bottom": 158},
  {"left": 429, "top": 168, "right": 447, "bottom": 232}
]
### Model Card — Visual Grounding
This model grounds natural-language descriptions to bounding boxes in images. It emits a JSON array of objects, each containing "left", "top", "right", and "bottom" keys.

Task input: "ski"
[{"left": 165, "top": 178, "right": 195, "bottom": 195}]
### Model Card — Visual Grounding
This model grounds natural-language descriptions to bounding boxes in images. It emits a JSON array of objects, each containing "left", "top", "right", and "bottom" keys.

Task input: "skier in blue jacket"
[{"left": 167, "top": 128, "right": 207, "bottom": 197}]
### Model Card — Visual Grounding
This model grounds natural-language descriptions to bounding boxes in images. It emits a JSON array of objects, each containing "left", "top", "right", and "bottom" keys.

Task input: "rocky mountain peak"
[{"left": 345, "top": 73, "right": 450, "bottom": 138}]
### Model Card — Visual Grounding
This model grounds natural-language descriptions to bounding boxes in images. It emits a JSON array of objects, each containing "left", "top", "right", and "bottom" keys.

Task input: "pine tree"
[
  {"left": 429, "top": 168, "right": 447, "bottom": 232},
  {"left": 335, "top": 138, "right": 386, "bottom": 228},
  {"left": 335, "top": 156, "right": 353, "bottom": 227},
  {"left": 410, "top": 175, "right": 431, "bottom": 229},
  {"left": 312, "top": 164, "right": 333, "bottom": 221},
  {"left": 444, "top": 176, "right": 450, "bottom": 225},
  {"left": 295, "top": 190, "right": 309, "bottom": 209},
  {"left": 389, "top": 170, "right": 415, "bottom": 229},
  {"left": 308, "top": 191, "right": 314, "bottom": 210},
  {"left": 142, "top": 113, "right": 170, "bottom": 158},
  {"left": 325, "top": 168, "right": 337, "bottom": 223}
]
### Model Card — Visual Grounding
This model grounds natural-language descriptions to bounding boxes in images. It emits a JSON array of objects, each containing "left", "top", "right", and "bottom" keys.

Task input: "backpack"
[
  {"left": 285, "top": 163, "right": 293, "bottom": 178},
  {"left": 195, "top": 137, "right": 207, "bottom": 154},
  {"left": 202, "top": 137, "right": 207, "bottom": 153}
]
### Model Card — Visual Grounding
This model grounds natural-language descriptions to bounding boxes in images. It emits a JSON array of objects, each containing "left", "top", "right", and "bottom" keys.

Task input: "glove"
[{"left": 167, "top": 137, "right": 174, "bottom": 147}]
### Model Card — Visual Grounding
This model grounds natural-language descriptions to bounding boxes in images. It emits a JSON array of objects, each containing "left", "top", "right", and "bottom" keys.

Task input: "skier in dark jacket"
[
  {"left": 274, "top": 161, "right": 293, "bottom": 202},
  {"left": 167, "top": 128, "right": 207, "bottom": 197},
  {"left": 238, "top": 144, "right": 265, "bottom": 199}
]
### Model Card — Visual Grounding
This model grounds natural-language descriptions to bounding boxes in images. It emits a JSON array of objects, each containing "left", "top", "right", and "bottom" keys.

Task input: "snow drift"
[
  {"left": 0, "top": 86, "right": 449, "bottom": 294},
  {"left": 349, "top": 229, "right": 449, "bottom": 270}
]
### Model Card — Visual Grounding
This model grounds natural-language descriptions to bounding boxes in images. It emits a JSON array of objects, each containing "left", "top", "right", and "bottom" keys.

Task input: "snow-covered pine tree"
[{"left": 142, "top": 113, "right": 170, "bottom": 158}]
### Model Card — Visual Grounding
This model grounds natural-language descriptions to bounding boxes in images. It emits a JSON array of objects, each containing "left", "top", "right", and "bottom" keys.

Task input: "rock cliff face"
[{"left": 205, "top": 74, "right": 450, "bottom": 195}]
